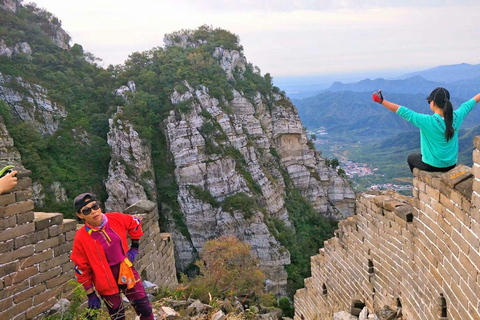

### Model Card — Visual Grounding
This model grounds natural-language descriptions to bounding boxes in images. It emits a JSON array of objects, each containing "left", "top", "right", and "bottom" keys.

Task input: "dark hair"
[{"left": 428, "top": 87, "right": 454, "bottom": 141}]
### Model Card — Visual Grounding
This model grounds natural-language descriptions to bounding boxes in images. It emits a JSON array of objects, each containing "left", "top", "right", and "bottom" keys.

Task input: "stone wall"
[
  {"left": 125, "top": 200, "right": 178, "bottom": 290},
  {"left": 294, "top": 136, "right": 480, "bottom": 320},
  {"left": 0, "top": 188, "right": 177, "bottom": 319}
]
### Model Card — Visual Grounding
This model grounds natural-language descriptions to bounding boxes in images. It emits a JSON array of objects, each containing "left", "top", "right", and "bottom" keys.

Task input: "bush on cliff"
[{"left": 184, "top": 235, "right": 266, "bottom": 302}]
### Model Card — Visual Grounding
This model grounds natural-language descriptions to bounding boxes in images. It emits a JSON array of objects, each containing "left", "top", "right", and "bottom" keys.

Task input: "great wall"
[
  {"left": 2, "top": 137, "right": 480, "bottom": 319},
  {"left": 294, "top": 136, "right": 480, "bottom": 320}
]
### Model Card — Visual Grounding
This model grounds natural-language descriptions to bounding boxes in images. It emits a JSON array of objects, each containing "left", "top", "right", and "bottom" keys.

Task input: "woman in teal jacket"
[{"left": 372, "top": 87, "right": 480, "bottom": 173}]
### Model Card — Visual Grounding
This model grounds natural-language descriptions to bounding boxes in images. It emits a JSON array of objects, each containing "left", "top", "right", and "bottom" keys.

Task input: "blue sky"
[{"left": 31, "top": 0, "right": 480, "bottom": 77}]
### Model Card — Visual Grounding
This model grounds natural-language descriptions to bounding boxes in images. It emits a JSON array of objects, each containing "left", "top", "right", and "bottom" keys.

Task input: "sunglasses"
[
  {"left": 427, "top": 100, "right": 432, "bottom": 105},
  {"left": 81, "top": 202, "right": 100, "bottom": 215}
]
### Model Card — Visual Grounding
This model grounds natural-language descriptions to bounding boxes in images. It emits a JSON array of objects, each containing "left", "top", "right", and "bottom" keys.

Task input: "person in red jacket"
[{"left": 70, "top": 193, "right": 154, "bottom": 320}]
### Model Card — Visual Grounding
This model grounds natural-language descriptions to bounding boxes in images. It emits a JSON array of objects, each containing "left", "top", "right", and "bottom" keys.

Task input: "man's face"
[{"left": 76, "top": 199, "right": 103, "bottom": 226}]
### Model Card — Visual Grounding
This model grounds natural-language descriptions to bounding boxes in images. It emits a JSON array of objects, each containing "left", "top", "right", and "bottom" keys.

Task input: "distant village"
[{"left": 307, "top": 128, "right": 413, "bottom": 193}]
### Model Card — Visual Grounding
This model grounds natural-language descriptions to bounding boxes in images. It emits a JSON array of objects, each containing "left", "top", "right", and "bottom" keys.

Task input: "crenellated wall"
[
  {"left": 0, "top": 186, "right": 177, "bottom": 319},
  {"left": 294, "top": 136, "right": 480, "bottom": 320}
]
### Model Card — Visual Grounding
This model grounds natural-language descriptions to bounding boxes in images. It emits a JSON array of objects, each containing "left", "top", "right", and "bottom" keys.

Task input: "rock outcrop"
[
  {"left": 0, "top": 0, "right": 17, "bottom": 13},
  {"left": 104, "top": 32, "right": 355, "bottom": 295},
  {"left": 0, "top": 72, "right": 68, "bottom": 135},
  {"left": 105, "top": 108, "right": 156, "bottom": 212}
]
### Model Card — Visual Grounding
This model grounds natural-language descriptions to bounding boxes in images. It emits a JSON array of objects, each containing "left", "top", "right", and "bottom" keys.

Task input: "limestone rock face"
[
  {"left": 31, "top": 181, "right": 68, "bottom": 208},
  {"left": 0, "top": 39, "right": 13, "bottom": 57},
  {"left": 0, "top": 0, "right": 18, "bottom": 13},
  {"left": 104, "top": 108, "right": 156, "bottom": 212},
  {"left": 0, "top": 72, "right": 68, "bottom": 135},
  {"left": 14, "top": 42, "right": 32, "bottom": 55},
  {"left": 111, "top": 33, "right": 355, "bottom": 295},
  {"left": 212, "top": 47, "right": 246, "bottom": 81},
  {"left": 164, "top": 83, "right": 290, "bottom": 295}
]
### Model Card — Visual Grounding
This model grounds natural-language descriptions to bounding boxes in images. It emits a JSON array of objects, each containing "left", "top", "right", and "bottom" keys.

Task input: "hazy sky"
[{"left": 30, "top": 0, "right": 480, "bottom": 77}]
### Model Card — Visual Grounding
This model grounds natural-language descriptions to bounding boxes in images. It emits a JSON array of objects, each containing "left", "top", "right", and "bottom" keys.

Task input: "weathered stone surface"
[
  {"left": 105, "top": 110, "right": 156, "bottom": 212},
  {"left": 34, "top": 212, "right": 63, "bottom": 231},
  {"left": 0, "top": 72, "right": 68, "bottom": 136},
  {"left": 442, "top": 164, "right": 472, "bottom": 188},
  {"left": 104, "top": 32, "right": 354, "bottom": 297}
]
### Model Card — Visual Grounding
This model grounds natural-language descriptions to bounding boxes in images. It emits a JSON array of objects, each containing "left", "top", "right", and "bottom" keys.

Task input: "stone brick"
[
  {"left": 0, "top": 200, "right": 34, "bottom": 218},
  {"left": 474, "top": 136, "right": 480, "bottom": 151},
  {"left": 22, "top": 249, "right": 53, "bottom": 268},
  {"left": 426, "top": 185, "right": 440, "bottom": 202},
  {"left": 14, "top": 229, "right": 48, "bottom": 249},
  {"left": 0, "top": 215, "right": 16, "bottom": 231},
  {"left": 16, "top": 211, "right": 34, "bottom": 225},
  {"left": 26, "top": 297, "right": 56, "bottom": 319},
  {"left": 455, "top": 178, "right": 473, "bottom": 201},
  {"left": 45, "top": 270, "right": 73, "bottom": 289},
  {"left": 34, "top": 236, "right": 64, "bottom": 252},
  {"left": 29, "top": 267, "right": 62, "bottom": 286},
  {"left": 34, "top": 212, "right": 63, "bottom": 231},
  {"left": 0, "top": 239, "right": 13, "bottom": 254},
  {"left": 13, "top": 284, "right": 46, "bottom": 303},
  {"left": 473, "top": 164, "right": 480, "bottom": 180},
  {"left": 48, "top": 219, "right": 77, "bottom": 237},
  {"left": 394, "top": 205, "right": 413, "bottom": 222},
  {"left": 33, "top": 288, "right": 58, "bottom": 305},
  {"left": 0, "top": 193, "right": 15, "bottom": 206},
  {"left": 65, "top": 230, "right": 76, "bottom": 241},
  {"left": 53, "top": 242, "right": 72, "bottom": 257},
  {"left": 15, "top": 189, "right": 33, "bottom": 202},
  {"left": 442, "top": 164, "right": 473, "bottom": 189},
  {"left": 10, "top": 177, "right": 32, "bottom": 192},
  {"left": 0, "top": 261, "right": 19, "bottom": 278},
  {"left": 0, "top": 223, "right": 35, "bottom": 242},
  {"left": 3, "top": 266, "right": 37, "bottom": 286},
  {"left": 0, "top": 298, "right": 32, "bottom": 320},
  {"left": 38, "top": 253, "right": 69, "bottom": 272},
  {"left": 461, "top": 225, "right": 480, "bottom": 250},
  {"left": 0, "top": 245, "right": 34, "bottom": 264},
  {"left": 125, "top": 200, "right": 156, "bottom": 215}
]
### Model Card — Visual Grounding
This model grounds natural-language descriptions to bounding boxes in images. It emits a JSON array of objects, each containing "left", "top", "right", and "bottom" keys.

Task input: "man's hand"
[
  {"left": 87, "top": 292, "right": 102, "bottom": 309},
  {"left": 373, "top": 89, "right": 384, "bottom": 103}
]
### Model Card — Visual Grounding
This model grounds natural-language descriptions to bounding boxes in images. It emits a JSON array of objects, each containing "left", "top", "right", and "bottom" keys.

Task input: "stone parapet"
[
  {"left": 294, "top": 136, "right": 480, "bottom": 320},
  {"left": 125, "top": 200, "right": 178, "bottom": 290},
  {"left": 0, "top": 170, "right": 77, "bottom": 319},
  {"left": 0, "top": 190, "right": 177, "bottom": 319}
]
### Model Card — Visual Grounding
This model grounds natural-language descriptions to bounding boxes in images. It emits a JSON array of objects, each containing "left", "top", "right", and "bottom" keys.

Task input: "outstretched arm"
[
  {"left": 372, "top": 90, "right": 400, "bottom": 113},
  {"left": 380, "top": 100, "right": 401, "bottom": 113},
  {"left": 472, "top": 93, "right": 480, "bottom": 104}
]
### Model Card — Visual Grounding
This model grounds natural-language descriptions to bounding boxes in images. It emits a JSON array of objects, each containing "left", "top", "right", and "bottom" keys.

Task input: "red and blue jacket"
[{"left": 71, "top": 212, "right": 143, "bottom": 295}]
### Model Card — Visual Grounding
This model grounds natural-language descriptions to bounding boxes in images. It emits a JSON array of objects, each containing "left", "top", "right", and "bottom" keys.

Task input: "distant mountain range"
[
  {"left": 293, "top": 62, "right": 480, "bottom": 182},
  {"left": 284, "top": 63, "right": 480, "bottom": 100},
  {"left": 324, "top": 76, "right": 480, "bottom": 102},
  {"left": 397, "top": 63, "right": 480, "bottom": 83}
]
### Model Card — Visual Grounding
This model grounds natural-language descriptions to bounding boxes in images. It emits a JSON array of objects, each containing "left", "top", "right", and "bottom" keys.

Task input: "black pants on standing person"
[{"left": 407, "top": 153, "right": 456, "bottom": 173}]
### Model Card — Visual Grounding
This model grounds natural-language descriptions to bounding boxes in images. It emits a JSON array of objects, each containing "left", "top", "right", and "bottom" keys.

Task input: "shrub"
[{"left": 186, "top": 235, "right": 265, "bottom": 302}]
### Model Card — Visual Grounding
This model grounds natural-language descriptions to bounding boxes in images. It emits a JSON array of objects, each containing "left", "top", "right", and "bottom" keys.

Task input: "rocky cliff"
[
  {"left": 105, "top": 30, "right": 355, "bottom": 295},
  {"left": 0, "top": 1, "right": 355, "bottom": 295}
]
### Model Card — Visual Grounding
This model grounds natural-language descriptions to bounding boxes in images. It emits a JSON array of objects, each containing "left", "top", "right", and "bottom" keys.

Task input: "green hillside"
[{"left": 0, "top": 3, "right": 115, "bottom": 212}]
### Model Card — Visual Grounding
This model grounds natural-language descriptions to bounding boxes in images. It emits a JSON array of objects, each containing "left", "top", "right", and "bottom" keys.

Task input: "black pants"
[{"left": 407, "top": 153, "right": 456, "bottom": 174}]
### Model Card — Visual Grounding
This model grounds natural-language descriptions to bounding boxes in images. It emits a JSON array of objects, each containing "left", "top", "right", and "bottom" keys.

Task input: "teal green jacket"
[{"left": 396, "top": 99, "right": 477, "bottom": 168}]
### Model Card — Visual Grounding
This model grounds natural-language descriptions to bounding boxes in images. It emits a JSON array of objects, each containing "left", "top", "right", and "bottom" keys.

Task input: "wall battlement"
[
  {"left": 0, "top": 177, "right": 177, "bottom": 319},
  {"left": 294, "top": 136, "right": 480, "bottom": 320}
]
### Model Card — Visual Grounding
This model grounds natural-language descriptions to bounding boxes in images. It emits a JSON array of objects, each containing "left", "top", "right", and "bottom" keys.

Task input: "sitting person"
[
  {"left": 70, "top": 193, "right": 153, "bottom": 320},
  {"left": 373, "top": 87, "right": 480, "bottom": 173}
]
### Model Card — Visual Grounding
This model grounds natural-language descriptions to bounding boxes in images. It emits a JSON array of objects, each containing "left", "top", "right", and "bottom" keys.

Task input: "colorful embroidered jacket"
[{"left": 71, "top": 212, "right": 143, "bottom": 295}]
